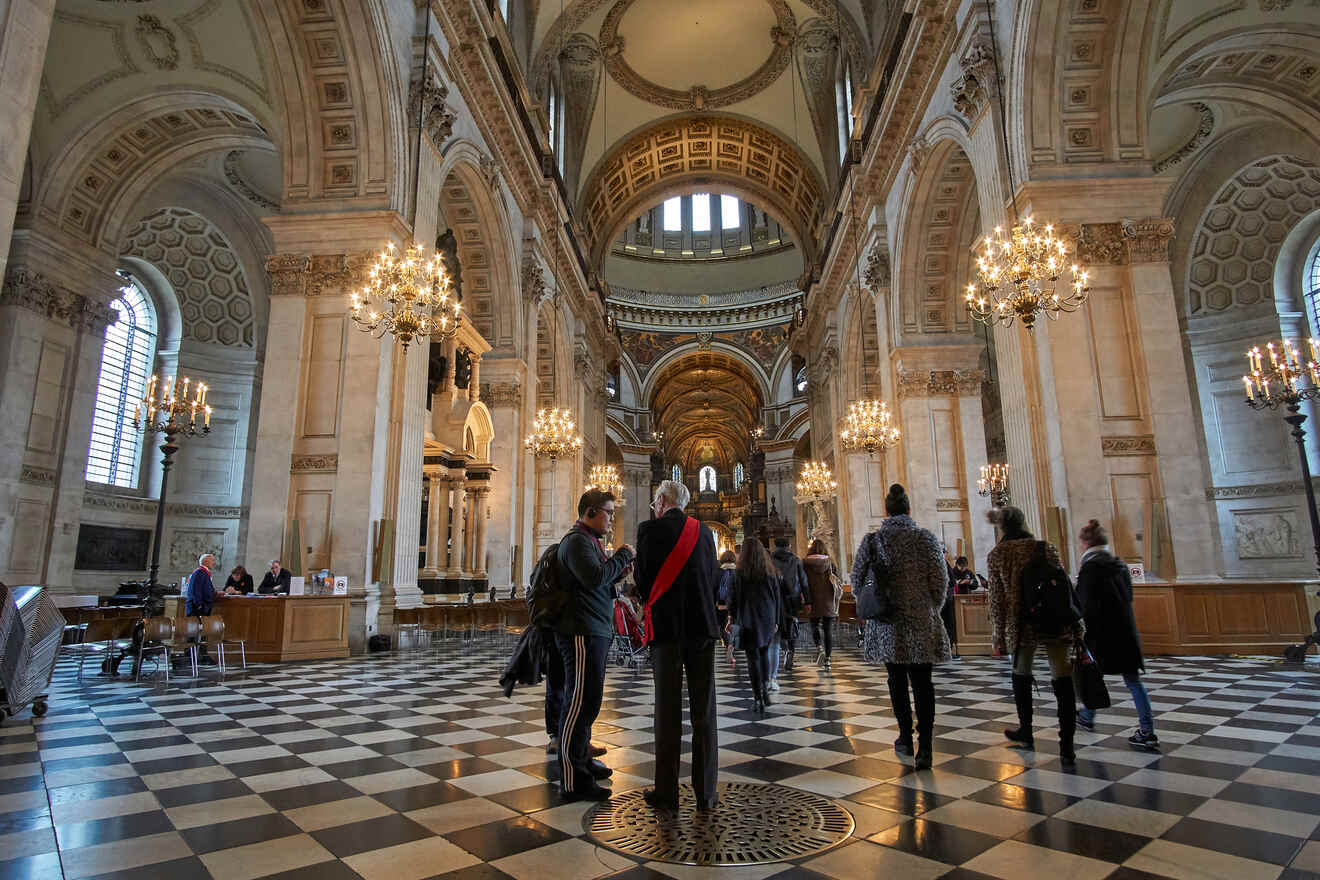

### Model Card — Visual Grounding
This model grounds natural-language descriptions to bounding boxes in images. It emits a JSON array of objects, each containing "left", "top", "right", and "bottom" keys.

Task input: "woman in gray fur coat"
[{"left": 851, "top": 484, "right": 952, "bottom": 770}]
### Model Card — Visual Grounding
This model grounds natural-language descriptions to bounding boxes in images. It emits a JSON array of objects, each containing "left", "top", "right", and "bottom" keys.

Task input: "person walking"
[
  {"left": 942, "top": 559, "right": 960, "bottom": 658},
  {"left": 1074, "top": 519, "right": 1159, "bottom": 751},
  {"left": 716, "top": 549, "right": 738, "bottom": 666},
  {"left": 554, "top": 489, "right": 635, "bottom": 801},
  {"left": 987, "top": 505, "right": 1084, "bottom": 768},
  {"left": 802, "top": 539, "right": 841, "bottom": 669},
  {"left": 769, "top": 537, "right": 807, "bottom": 686},
  {"left": 727, "top": 537, "right": 784, "bottom": 714},
  {"left": 635, "top": 479, "right": 721, "bottom": 812},
  {"left": 851, "top": 485, "right": 951, "bottom": 770}
]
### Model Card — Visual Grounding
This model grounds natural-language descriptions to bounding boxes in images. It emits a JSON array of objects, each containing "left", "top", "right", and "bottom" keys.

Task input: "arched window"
[
  {"left": 699, "top": 465, "right": 716, "bottom": 493},
  {"left": 734, "top": 462, "right": 745, "bottom": 490},
  {"left": 1306, "top": 243, "right": 1320, "bottom": 336},
  {"left": 671, "top": 464, "right": 682, "bottom": 482},
  {"left": 86, "top": 279, "right": 156, "bottom": 488}
]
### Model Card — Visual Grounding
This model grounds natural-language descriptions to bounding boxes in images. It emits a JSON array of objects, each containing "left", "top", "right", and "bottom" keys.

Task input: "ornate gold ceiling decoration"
[
  {"left": 582, "top": 115, "right": 823, "bottom": 265},
  {"left": 648, "top": 351, "right": 766, "bottom": 473},
  {"left": 598, "top": 0, "right": 795, "bottom": 111}
]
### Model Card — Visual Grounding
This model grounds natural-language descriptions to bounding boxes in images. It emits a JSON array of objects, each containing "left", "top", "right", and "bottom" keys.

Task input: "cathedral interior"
[{"left": 1, "top": 0, "right": 1320, "bottom": 878}]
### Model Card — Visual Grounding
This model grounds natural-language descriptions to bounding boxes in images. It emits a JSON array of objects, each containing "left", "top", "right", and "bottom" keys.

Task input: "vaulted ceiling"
[{"left": 648, "top": 351, "right": 765, "bottom": 474}]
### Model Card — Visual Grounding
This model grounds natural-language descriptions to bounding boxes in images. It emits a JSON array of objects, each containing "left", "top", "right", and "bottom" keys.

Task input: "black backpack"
[
  {"left": 527, "top": 542, "right": 569, "bottom": 627},
  {"left": 1018, "top": 541, "right": 1081, "bottom": 636}
]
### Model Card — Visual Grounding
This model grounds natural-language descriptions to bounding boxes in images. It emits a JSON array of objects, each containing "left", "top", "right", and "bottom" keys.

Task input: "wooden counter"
[{"left": 163, "top": 595, "right": 350, "bottom": 662}]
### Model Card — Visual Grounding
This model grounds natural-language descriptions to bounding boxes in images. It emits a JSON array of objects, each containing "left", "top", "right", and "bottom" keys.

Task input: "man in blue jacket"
[
  {"left": 185, "top": 553, "right": 218, "bottom": 665},
  {"left": 555, "top": 489, "right": 634, "bottom": 801}
]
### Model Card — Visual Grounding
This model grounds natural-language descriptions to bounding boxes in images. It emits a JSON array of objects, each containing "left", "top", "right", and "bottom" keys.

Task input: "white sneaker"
[
  {"left": 815, "top": 649, "right": 825, "bottom": 666},
  {"left": 768, "top": 680, "right": 780, "bottom": 693},
  {"left": 764, "top": 690, "right": 775, "bottom": 706}
]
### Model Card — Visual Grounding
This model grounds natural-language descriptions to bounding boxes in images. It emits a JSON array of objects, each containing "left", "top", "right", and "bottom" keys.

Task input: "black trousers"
[
  {"left": 743, "top": 644, "right": 769, "bottom": 700},
  {"left": 555, "top": 632, "right": 610, "bottom": 794},
  {"left": 652, "top": 638, "right": 718, "bottom": 805},
  {"left": 542, "top": 627, "right": 566, "bottom": 738},
  {"left": 811, "top": 617, "right": 834, "bottom": 657},
  {"left": 886, "top": 662, "right": 935, "bottom": 744}
]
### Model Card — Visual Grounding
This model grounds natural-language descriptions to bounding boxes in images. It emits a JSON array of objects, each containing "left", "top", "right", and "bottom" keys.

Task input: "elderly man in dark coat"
[{"left": 634, "top": 478, "right": 720, "bottom": 812}]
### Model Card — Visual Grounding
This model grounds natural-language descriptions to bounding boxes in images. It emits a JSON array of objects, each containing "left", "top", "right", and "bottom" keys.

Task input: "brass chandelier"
[
  {"left": 348, "top": 9, "right": 461, "bottom": 350},
  {"left": 963, "top": 0, "right": 1089, "bottom": 332},
  {"left": 794, "top": 460, "right": 838, "bottom": 503},
  {"left": 964, "top": 218, "right": 1090, "bottom": 330},
  {"left": 840, "top": 398, "right": 900, "bottom": 456},
  {"left": 584, "top": 463, "right": 625, "bottom": 502},
  {"left": 525, "top": 407, "right": 583, "bottom": 460}
]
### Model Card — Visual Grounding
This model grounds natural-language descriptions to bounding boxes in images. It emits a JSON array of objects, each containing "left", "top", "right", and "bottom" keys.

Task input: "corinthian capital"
[{"left": 1120, "top": 217, "right": 1175, "bottom": 263}]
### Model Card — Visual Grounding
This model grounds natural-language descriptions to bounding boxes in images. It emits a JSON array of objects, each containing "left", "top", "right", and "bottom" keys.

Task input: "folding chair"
[{"left": 70, "top": 618, "right": 133, "bottom": 678}]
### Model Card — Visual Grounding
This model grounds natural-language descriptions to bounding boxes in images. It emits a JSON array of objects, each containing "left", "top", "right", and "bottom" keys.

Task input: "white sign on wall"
[
  {"left": 1128, "top": 562, "right": 1146, "bottom": 583},
  {"left": 333, "top": 576, "right": 348, "bottom": 595}
]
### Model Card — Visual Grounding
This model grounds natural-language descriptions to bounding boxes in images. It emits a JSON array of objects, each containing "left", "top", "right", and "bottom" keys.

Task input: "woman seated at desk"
[
  {"left": 258, "top": 559, "right": 292, "bottom": 594},
  {"left": 224, "top": 565, "right": 254, "bottom": 595}
]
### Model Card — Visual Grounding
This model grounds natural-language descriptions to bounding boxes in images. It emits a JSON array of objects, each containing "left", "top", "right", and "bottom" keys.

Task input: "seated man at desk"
[{"left": 258, "top": 559, "right": 292, "bottom": 594}]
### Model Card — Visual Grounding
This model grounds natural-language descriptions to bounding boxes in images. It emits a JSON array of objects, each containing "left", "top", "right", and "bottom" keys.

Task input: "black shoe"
[
  {"left": 1051, "top": 676, "right": 1077, "bottom": 769},
  {"left": 894, "top": 737, "right": 914, "bottom": 757},
  {"left": 914, "top": 744, "right": 933, "bottom": 771},
  {"left": 1075, "top": 711, "right": 1095, "bottom": 732},
  {"left": 590, "top": 759, "right": 613, "bottom": 779},
  {"left": 563, "top": 784, "right": 611, "bottom": 802},
  {"left": 1003, "top": 727, "right": 1035, "bottom": 750},
  {"left": 546, "top": 739, "right": 558, "bottom": 754},
  {"left": 1007, "top": 673, "right": 1034, "bottom": 749},
  {"left": 589, "top": 743, "right": 607, "bottom": 758},
  {"left": 696, "top": 796, "right": 719, "bottom": 812},
  {"left": 752, "top": 698, "right": 764, "bottom": 714},
  {"left": 1128, "top": 729, "right": 1160, "bottom": 751},
  {"left": 642, "top": 788, "right": 678, "bottom": 811}
]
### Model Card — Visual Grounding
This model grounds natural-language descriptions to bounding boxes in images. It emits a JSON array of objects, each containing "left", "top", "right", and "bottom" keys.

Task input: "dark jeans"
[
  {"left": 743, "top": 644, "right": 770, "bottom": 699},
  {"left": 886, "top": 663, "right": 935, "bottom": 744},
  {"left": 811, "top": 617, "right": 834, "bottom": 657},
  {"left": 542, "top": 627, "right": 566, "bottom": 738},
  {"left": 554, "top": 632, "right": 610, "bottom": 793},
  {"left": 652, "top": 639, "right": 718, "bottom": 806}
]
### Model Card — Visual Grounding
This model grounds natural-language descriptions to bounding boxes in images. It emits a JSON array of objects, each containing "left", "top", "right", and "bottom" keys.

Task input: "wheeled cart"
[{"left": 0, "top": 583, "right": 64, "bottom": 723}]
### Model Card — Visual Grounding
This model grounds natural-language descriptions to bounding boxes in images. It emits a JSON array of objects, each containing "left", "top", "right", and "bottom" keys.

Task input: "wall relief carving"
[
  {"left": 1101, "top": 435, "right": 1157, "bottom": 456},
  {"left": 1, "top": 267, "right": 116, "bottom": 335},
  {"left": 135, "top": 15, "right": 179, "bottom": 70},
  {"left": 1152, "top": 103, "right": 1213, "bottom": 173},
  {"left": 897, "top": 369, "right": 986, "bottom": 398},
  {"left": 168, "top": 529, "right": 225, "bottom": 570},
  {"left": 223, "top": 151, "right": 279, "bottom": 211},
  {"left": 1076, "top": 223, "right": 1127, "bottom": 266},
  {"left": 408, "top": 71, "right": 457, "bottom": 146},
  {"left": 20, "top": 465, "right": 56, "bottom": 486},
  {"left": 950, "top": 40, "right": 996, "bottom": 120},
  {"left": 1120, "top": 218, "right": 1174, "bottom": 264},
  {"left": 863, "top": 244, "right": 891, "bottom": 290},
  {"left": 482, "top": 382, "right": 522, "bottom": 407},
  {"left": 1233, "top": 510, "right": 1301, "bottom": 559},
  {"left": 935, "top": 498, "right": 968, "bottom": 511},
  {"left": 291, "top": 453, "right": 338, "bottom": 473}
]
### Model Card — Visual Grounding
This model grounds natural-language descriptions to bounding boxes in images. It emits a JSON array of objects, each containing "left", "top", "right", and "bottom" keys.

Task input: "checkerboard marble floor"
[{"left": 2, "top": 635, "right": 1318, "bottom": 880}]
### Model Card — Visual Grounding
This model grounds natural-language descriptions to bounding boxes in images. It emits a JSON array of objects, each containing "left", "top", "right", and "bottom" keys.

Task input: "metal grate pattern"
[{"left": 583, "top": 783, "right": 855, "bottom": 866}]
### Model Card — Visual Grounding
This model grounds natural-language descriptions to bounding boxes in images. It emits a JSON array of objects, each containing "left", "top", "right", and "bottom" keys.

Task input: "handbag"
[
  {"left": 1072, "top": 644, "right": 1112, "bottom": 710},
  {"left": 855, "top": 534, "right": 892, "bottom": 621}
]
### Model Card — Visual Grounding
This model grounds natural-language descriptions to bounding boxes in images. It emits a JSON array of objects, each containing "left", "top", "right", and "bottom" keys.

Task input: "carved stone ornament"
[
  {"left": 83, "top": 492, "right": 157, "bottom": 516},
  {"left": 135, "top": 15, "right": 179, "bottom": 71},
  {"left": 408, "top": 71, "right": 457, "bottom": 145},
  {"left": 20, "top": 465, "right": 56, "bottom": 486},
  {"left": 478, "top": 153, "right": 500, "bottom": 189},
  {"left": 696, "top": 331, "right": 714, "bottom": 351},
  {"left": 1153, "top": 103, "right": 1213, "bottom": 174},
  {"left": 950, "top": 40, "right": 996, "bottom": 121},
  {"left": 599, "top": 0, "right": 797, "bottom": 110},
  {"left": 1076, "top": 223, "right": 1128, "bottom": 266},
  {"left": 1101, "top": 435, "right": 1156, "bottom": 456},
  {"left": 290, "top": 453, "right": 339, "bottom": 473},
  {"left": 265, "top": 255, "right": 309, "bottom": 297},
  {"left": 935, "top": 498, "right": 968, "bottom": 511},
  {"left": 1259, "top": 0, "right": 1293, "bottom": 10},
  {"left": 897, "top": 369, "right": 986, "bottom": 399},
  {"left": 482, "top": 381, "right": 522, "bottom": 407},
  {"left": 306, "top": 253, "right": 373, "bottom": 297},
  {"left": 863, "top": 244, "right": 891, "bottom": 290},
  {"left": 521, "top": 255, "right": 549, "bottom": 305},
  {"left": 811, "top": 345, "right": 839, "bottom": 382},
  {"left": 1, "top": 267, "right": 116, "bottom": 335},
  {"left": 1208, "top": 478, "right": 1320, "bottom": 499},
  {"left": 224, "top": 151, "right": 279, "bottom": 211},
  {"left": 1120, "top": 218, "right": 1175, "bottom": 263},
  {"left": 907, "top": 134, "right": 931, "bottom": 171}
]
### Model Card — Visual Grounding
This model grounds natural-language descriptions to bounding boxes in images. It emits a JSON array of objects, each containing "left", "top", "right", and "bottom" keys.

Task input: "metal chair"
[
  {"left": 419, "top": 604, "right": 447, "bottom": 643},
  {"left": 473, "top": 601, "right": 504, "bottom": 642},
  {"left": 444, "top": 604, "right": 475, "bottom": 639},
  {"left": 394, "top": 607, "right": 423, "bottom": 651},
  {"left": 70, "top": 618, "right": 133, "bottom": 678},
  {"left": 201, "top": 615, "right": 246, "bottom": 672}
]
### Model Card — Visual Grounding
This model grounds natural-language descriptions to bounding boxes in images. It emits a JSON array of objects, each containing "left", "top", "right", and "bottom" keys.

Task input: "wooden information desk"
[{"left": 163, "top": 595, "right": 350, "bottom": 662}]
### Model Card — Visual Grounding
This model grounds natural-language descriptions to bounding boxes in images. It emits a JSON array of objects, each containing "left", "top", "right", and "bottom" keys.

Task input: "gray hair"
[
  {"left": 198, "top": 553, "right": 216, "bottom": 566},
  {"left": 656, "top": 479, "right": 690, "bottom": 510}
]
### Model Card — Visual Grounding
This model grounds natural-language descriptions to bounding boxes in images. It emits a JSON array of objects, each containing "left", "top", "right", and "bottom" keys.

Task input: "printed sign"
[
  {"left": 1128, "top": 562, "right": 1145, "bottom": 583},
  {"left": 333, "top": 576, "right": 348, "bottom": 595},
  {"left": 289, "top": 576, "right": 306, "bottom": 596}
]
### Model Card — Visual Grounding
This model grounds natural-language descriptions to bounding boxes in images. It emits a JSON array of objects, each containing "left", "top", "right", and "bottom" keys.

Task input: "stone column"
[
  {"left": 446, "top": 477, "right": 466, "bottom": 579},
  {"left": 619, "top": 448, "right": 653, "bottom": 545},
  {"left": 382, "top": 338, "right": 428, "bottom": 614},
  {"left": 762, "top": 441, "right": 798, "bottom": 545},
  {"left": 471, "top": 485, "right": 489, "bottom": 579},
  {"left": 481, "top": 371, "right": 524, "bottom": 590},
  {"left": 0, "top": 0, "right": 56, "bottom": 279},
  {"left": 422, "top": 472, "right": 443, "bottom": 577},
  {"left": 1123, "top": 218, "right": 1217, "bottom": 578},
  {"left": 434, "top": 476, "right": 452, "bottom": 574},
  {"left": 468, "top": 353, "right": 481, "bottom": 402},
  {"left": 534, "top": 456, "right": 558, "bottom": 559}
]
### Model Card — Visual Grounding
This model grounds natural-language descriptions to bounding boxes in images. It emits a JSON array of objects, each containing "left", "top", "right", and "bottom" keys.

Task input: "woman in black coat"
[
  {"left": 1074, "top": 520, "right": 1158, "bottom": 750},
  {"left": 727, "top": 538, "right": 784, "bottom": 713}
]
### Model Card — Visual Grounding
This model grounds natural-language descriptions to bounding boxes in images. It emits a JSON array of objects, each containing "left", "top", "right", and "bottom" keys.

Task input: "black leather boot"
[
  {"left": 1004, "top": 674, "right": 1035, "bottom": 749},
  {"left": 1052, "top": 676, "right": 1077, "bottom": 768}
]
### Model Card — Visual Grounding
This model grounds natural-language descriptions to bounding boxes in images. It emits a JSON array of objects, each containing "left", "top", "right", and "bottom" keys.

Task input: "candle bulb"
[{"left": 1244, "top": 376, "right": 1254, "bottom": 401}]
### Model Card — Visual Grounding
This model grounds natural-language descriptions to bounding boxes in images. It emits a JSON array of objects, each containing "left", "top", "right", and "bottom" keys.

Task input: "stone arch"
[
  {"left": 645, "top": 348, "right": 767, "bottom": 477},
  {"left": 1185, "top": 155, "right": 1320, "bottom": 320},
  {"left": 31, "top": 92, "right": 274, "bottom": 254},
  {"left": 120, "top": 207, "right": 257, "bottom": 348},
  {"left": 893, "top": 138, "right": 980, "bottom": 340},
  {"left": 463, "top": 402, "right": 495, "bottom": 461},
  {"left": 642, "top": 341, "right": 773, "bottom": 405},
  {"left": 1009, "top": 0, "right": 1153, "bottom": 179},
  {"left": 580, "top": 114, "right": 826, "bottom": 270},
  {"left": 436, "top": 146, "right": 520, "bottom": 350}
]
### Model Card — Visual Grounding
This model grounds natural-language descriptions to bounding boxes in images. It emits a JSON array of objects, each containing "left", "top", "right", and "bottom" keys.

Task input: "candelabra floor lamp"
[{"left": 136, "top": 375, "right": 212, "bottom": 594}]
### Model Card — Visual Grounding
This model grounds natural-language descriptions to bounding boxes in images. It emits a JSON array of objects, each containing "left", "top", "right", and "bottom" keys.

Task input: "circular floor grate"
[{"left": 582, "top": 782, "right": 855, "bottom": 866}]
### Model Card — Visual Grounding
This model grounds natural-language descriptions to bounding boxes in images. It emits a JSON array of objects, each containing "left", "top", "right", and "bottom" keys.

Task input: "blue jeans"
[
  {"left": 1078, "top": 672, "right": 1155, "bottom": 734},
  {"left": 767, "top": 636, "right": 780, "bottom": 682}
]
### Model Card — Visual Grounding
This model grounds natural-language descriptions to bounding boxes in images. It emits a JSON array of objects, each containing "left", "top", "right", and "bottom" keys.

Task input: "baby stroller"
[{"left": 611, "top": 598, "right": 647, "bottom": 668}]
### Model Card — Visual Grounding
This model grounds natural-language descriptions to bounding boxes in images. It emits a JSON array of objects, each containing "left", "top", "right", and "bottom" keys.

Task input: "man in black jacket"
[
  {"left": 634, "top": 479, "right": 720, "bottom": 811},
  {"left": 770, "top": 537, "right": 807, "bottom": 680},
  {"left": 258, "top": 560, "right": 292, "bottom": 594},
  {"left": 554, "top": 489, "right": 634, "bottom": 801}
]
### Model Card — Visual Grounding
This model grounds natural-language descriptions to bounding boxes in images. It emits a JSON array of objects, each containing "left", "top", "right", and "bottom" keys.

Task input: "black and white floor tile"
[{"left": 2, "top": 634, "right": 1318, "bottom": 880}]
